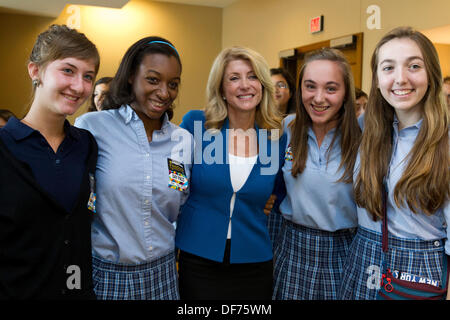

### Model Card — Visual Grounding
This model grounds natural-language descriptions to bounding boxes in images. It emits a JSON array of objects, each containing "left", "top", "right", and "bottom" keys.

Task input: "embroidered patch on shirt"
[
  {"left": 284, "top": 143, "right": 293, "bottom": 162},
  {"left": 87, "top": 173, "right": 96, "bottom": 213},
  {"left": 167, "top": 158, "right": 188, "bottom": 192}
]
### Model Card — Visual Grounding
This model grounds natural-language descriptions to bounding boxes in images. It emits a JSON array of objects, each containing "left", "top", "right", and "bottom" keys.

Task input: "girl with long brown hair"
[
  {"left": 272, "top": 48, "right": 361, "bottom": 300},
  {"left": 339, "top": 26, "right": 449, "bottom": 300}
]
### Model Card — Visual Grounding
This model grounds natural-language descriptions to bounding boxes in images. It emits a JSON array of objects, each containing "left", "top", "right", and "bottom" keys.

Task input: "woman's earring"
[
  {"left": 32, "top": 79, "right": 40, "bottom": 87},
  {"left": 222, "top": 96, "right": 226, "bottom": 101}
]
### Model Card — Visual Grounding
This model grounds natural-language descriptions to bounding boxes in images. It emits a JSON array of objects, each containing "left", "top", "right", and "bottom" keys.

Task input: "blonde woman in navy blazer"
[{"left": 175, "top": 46, "right": 286, "bottom": 300}]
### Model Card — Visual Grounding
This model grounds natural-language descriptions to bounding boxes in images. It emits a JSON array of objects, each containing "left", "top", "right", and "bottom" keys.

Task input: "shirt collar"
[
  {"left": 3, "top": 117, "right": 34, "bottom": 141},
  {"left": 65, "top": 120, "right": 81, "bottom": 141},
  {"left": 119, "top": 104, "right": 139, "bottom": 124},
  {"left": 3, "top": 117, "right": 77, "bottom": 141},
  {"left": 307, "top": 125, "right": 337, "bottom": 139},
  {"left": 392, "top": 114, "right": 423, "bottom": 136},
  {"left": 119, "top": 104, "right": 171, "bottom": 132},
  {"left": 160, "top": 112, "right": 170, "bottom": 132}
]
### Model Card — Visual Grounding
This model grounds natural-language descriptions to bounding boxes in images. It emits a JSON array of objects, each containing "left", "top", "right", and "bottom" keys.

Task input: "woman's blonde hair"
[
  {"left": 354, "top": 26, "right": 449, "bottom": 220},
  {"left": 289, "top": 48, "right": 361, "bottom": 183},
  {"left": 204, "top": 46, "right": 283, "bottom": 135}
]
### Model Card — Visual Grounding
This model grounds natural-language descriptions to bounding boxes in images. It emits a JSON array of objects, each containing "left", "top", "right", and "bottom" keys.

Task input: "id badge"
[
  {"left": 284, "top": 143, "right": 293, "bottom": 161},
  {"left": 167, "top": 158, "right": 188, "bottom": 192},
  {"left": 87, "top": 173, "right": 97, "bottom": 213}
]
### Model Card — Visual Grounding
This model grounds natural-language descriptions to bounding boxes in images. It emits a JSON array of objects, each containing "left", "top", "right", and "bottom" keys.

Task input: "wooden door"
[{"left": 280, "top": 32, "right": 363, "bottom": 90}]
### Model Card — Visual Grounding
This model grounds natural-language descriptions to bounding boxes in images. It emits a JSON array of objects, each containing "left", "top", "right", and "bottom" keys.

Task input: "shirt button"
[
  {"left": 56, "top": 159, "right": 61, "bottom": 164},
  {"left": 148, "top": 246, "right": 153, "bottom": 251},
  {"left": 146, "top": 176, "right": 150, "bottom": 180},
  {"left": 145, "top": 200, "right": 149, "bottom": 204},
  {"left": 144, "top": 221, "right": 149, "bottom": 226},
  {"left": 64, "top": 240, "right": 70, "bottom": 245},
  {"left": 434, "top": 241, "right": 440, "bottom": 247}
]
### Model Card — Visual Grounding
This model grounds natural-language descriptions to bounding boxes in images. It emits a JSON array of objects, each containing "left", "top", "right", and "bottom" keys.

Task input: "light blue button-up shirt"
[
  {"left": 75, "top": 105, "right": 193, "bottom": 263},
  {"left": 356, "top": 117, "right": 450, "bottom": 254},
  {"left": 279, "top": 114, "right": 358, "bottom": 231}
]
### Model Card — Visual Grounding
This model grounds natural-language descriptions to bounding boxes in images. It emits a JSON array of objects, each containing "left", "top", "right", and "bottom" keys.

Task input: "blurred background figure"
[
  {"left": 270, "top": 68, "right": 296, "bottom": 116},
  {"left": 443, "top": 76, "right": 450, "bottom": 107},
  {"left": 88, "top": 76, "right": 113, "bottom": 112},
  {"left": 267, "top": 67, "right": 296, "bottom": 247},
  {"left": 354, "top": 87, "right": 368, "bottom": 118},
  {"left": 0, "top": 109, "right": 16, "bottom": 128}
]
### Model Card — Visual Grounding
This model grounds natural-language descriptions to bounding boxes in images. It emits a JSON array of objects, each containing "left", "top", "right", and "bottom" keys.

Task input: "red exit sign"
[{"left": 310, "top": 15, "right": 324, "bottom": 33}]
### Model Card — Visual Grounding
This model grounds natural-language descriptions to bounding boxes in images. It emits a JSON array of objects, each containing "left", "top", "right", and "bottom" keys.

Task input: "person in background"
[
  {"left": 267, "top": 67, "right": 296, "bottom": 246},
  {"left": 272, "top": 48, "right": 361, "bottom": 300},
  {"left": 75, "top": 36, "right": 192, "bottom": 300},
  {"left": 176, "top": 46, "right": 286, "bottom": 300},
  {"left": 0, "top": 109, "right": 16, "bottom": 128},
  {"left": 0, "top": 24, "right": 99, "bottom": 299},
  {"left": 443, "top": 76, "right": 450, "bottom": 107},
  {"left": 355, "top": 87, "right": 368, "bottom": 118},
  {"left": 87, "top": 76, "right": 113, "bottom": 112},
  {"left": 339, "top": 26, "right": 449, "bottom": 300},
  {"left": 270, "top": 68, "right": 296, "bottom": 116}
]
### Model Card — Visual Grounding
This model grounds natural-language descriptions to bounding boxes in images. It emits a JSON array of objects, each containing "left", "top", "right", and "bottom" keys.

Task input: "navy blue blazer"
[{"left": 175, "top": 110, "right": 287, "bottom": 263}]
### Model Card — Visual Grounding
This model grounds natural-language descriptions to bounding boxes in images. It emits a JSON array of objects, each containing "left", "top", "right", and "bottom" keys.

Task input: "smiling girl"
[
  {"left": 75, "top": 37, "right": 192, "bottom": 300},
  {"left": 339, "top": 27, "right": 449, "bottom": 300},
  {"left": 272, "top": 48, "right": 361, "bottom": 300},
  {"left": 0, "top": 24, "right": 100, "bottom": 299}
]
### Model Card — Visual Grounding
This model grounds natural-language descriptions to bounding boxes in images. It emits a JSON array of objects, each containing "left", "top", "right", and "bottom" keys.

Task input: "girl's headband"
[{"left": 147, "top": 40, "right": 179, "bottom": 57}]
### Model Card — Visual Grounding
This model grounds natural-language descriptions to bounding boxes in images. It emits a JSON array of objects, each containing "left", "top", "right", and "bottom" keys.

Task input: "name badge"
[
  {"left": 87, "top": 173, "right": 97, "bottom": 213},
  {"left": 168, "top": 158, "right": 188, "bottom": 192},
  {"left": 391, "top": 270, "right": 440, "bottom": 287},
  {"left": 285, "top": 144, "right": 293, "bottom": 161}
]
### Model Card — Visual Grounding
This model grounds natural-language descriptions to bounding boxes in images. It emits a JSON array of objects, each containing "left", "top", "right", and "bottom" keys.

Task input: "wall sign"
[{"left": 310, "top": 15, "right": 324, "bottom": 34}]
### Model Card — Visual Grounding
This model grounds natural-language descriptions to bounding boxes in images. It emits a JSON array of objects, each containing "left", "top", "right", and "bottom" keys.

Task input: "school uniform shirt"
[
  {"left": 279, "top": 114, "right": 358, "bottom": 231},
  {"left": 356, "top": 117, "right": 450, "bottom": 254},
  {"left": 0, "top": 118, "right": 97, "bottom": 299},
  {"left": 1, "top": 117, "right": 88, "bottom": 212},
  {"left": 75, "top": 105, "right": 193, "bottom": 264}
]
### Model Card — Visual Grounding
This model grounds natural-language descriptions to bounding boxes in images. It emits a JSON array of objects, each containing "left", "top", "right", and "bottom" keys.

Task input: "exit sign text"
[{"left": 310, "top": 15, "right": 324, "bottom": 33}]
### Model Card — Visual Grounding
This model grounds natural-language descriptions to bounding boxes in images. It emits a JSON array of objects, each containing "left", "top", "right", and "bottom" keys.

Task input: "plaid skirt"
[
  {"left": 267, "top": 209, "right": 284, "bottom": 247},
  {"left": 273, "top": 218, "right": 355, "bottom": 300},
  {"left": 92, "top": 251, "right": 179, "bottom": 300},
  {"left": 339, "top": 226, "right": 446, "bottom": 300}
]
